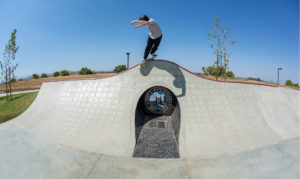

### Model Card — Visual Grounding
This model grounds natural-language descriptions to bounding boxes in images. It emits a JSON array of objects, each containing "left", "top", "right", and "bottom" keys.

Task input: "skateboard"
[{"left": 141, "top": 54, "right": 157, "bottom": 67}]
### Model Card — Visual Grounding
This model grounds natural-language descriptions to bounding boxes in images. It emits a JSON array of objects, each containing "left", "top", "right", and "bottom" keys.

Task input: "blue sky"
[{"left": 0, "top": 0, "right": 298, "bottom": 84}]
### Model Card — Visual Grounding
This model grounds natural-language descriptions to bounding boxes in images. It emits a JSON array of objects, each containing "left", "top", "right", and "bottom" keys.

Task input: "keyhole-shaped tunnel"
[{"left": 133, "top": 86, "right": 181, "bottom": 158}]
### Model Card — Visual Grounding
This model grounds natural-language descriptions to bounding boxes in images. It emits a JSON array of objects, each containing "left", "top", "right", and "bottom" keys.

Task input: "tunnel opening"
[{"left": 133, "top": 86, "right": 180, "bottom": 158}]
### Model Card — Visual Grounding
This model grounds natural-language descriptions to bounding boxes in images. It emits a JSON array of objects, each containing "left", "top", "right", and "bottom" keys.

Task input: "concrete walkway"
[{"left": 0, "top": 89, "right": 39, "bottom": 97}]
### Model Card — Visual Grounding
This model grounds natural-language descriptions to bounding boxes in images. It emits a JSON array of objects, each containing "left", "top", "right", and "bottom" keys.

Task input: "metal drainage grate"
[
  {"left": 149, "top": 121, "right": 166, "bottom": 128},
  {"left": 158, "top": 121, "right": 166, "bottom": 128},
  {"left": 149, "top": 121, "right": 157, "bottom": 127}
]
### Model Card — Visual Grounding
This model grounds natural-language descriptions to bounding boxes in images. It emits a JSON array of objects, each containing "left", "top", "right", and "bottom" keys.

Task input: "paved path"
[{"left": 0, "top": 89, "right": 39, "bottom": 97}]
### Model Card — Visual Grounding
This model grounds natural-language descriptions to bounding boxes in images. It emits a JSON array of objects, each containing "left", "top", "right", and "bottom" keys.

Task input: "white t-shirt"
[{"left": 147, "top": 18, "right": 162, "bottom": 39}]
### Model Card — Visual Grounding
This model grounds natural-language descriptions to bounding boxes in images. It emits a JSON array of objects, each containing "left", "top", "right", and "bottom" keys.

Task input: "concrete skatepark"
[{"left": 0, "top": 60, "right": 299, "bottom": 178}]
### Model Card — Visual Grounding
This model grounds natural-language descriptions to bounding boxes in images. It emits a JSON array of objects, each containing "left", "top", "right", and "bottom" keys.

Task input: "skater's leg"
[
  {"left": 150, "top": 35, "right": 162, "bottom": 55},
  {"left": 144, "top": 37, "right": 155, "bottom": 60}
]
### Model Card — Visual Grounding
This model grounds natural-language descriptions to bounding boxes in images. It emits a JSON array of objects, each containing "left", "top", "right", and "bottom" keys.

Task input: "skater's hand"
[{"left": 131, "top": 20, "right": 147, "bottom": 28}]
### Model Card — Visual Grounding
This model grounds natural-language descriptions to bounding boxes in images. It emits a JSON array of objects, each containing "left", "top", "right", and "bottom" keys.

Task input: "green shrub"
[
  {"left": 285, "top": 80, "right": 293, "bottom": 86},
  {"left": 207, "top": 66, "right": 216, "bottom": 75},
  {"left": 113, "top": 65, "right": 127, "bottom": 73},
  {"left": 226, "top": 71, "right": 235, "bottom": 78},
  {"left": 202, "top": 65, "right": 234, "bottom": 78},
  {"left": 18, "top": 78, "right": 23, "bottom": 81},
  {"left": 202, "top": 66, "right": 215, "bottom": 75},
  {"left": 53, "top": 71, "right": 60, "bottom": 77},
  {"left": 41, "top": 73, "right": 48, "bottom": 78},
  {"left": 61, "top": 70, "right": 70, "bottom": 76},
  {"left": 285, "top": 80, "right": 299, "bottom": 87},
  {"left": 247, "top": 77, "right": 260, "bottom": 81},
  {"left": 79, "top": 67, "right": 93, "bottom": 75},
  {"left": 32, "top": 74, "right": 39, "bottom": 79}
]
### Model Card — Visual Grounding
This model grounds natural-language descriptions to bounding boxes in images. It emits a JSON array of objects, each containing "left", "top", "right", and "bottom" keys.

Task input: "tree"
[
  {"left": 113, "top": 65, "right": 127, "bottom": 73},
  {"left": 202, "top": 65, "right": 234, "bottom": 78},
  {"left": 32, "top": 74, "right": 39, "bottom": 79},
  {"left": 0, "top": 29, "right": 19, "bottom": 101},
  {"left": 79, "top": 67, "right": 93, "bottom": 75},
  {"left": 53, "top": 71, "right": 60, "bottom": 77},
  {"left": 41, "top": 73, "right": 48, "bottom": 78},
  {"left": 207, "top": 17, "right": 236, "bottom": 80},
  {"left": 61, "top": 70, "right": 70, "bottom": 76}
]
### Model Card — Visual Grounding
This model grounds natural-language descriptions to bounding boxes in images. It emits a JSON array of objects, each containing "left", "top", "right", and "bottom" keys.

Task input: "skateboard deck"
[{"left": 141, "top": 55, "right": 157, "bottom": 67}]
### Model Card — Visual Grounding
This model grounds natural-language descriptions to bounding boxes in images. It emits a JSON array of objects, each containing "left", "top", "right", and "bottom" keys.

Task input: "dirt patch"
[
  {"left": 200, "top": 75, "right": 299, "bottom": 90},
  {"left": 199, "top": 75, "right": 277, "bottom": 86},
  {"left": 1, "top": 73, "right": 298, "bottom": 93},
  {"left": 0, "top": 73, "right": 116, "bottom": 93}
]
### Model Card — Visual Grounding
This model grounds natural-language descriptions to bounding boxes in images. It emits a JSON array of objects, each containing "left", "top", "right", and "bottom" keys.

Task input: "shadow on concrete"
[{"left": 139, "top": 60, "right": 186, "bottom": 98}]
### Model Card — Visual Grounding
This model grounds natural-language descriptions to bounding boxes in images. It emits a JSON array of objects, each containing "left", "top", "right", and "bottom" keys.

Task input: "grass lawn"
[{"left": 0, "top": 92, "right": 38, "bottom": 124}]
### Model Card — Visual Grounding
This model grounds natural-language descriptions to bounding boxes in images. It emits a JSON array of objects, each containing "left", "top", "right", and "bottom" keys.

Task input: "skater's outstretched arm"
[{"left": 131, "top": 20, "right": 151, "bottom": 28}]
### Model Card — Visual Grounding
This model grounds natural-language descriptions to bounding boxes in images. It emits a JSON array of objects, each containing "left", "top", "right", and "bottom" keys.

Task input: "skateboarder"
[{"left": 131, "top": 15, "right": 162, "bottom": 62}]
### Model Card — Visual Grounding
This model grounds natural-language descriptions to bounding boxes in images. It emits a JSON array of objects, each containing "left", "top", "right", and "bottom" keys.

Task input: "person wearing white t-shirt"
[{"left": 131, "top": 15, "right": 162, "bottom": 62}]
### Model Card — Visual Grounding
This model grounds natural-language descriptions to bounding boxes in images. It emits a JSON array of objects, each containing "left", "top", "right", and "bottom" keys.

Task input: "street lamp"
[
  {"left": 277, "top": 67, "right": 282, "bottom": 85},
  {"left": 126, "top": 52, "right": 130, "bottom": 69}
]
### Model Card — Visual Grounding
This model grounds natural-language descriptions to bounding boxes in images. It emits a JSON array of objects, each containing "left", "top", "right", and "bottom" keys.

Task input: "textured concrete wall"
[
  {"left": 5, "top": 60, "right": 300, "bottom": 157},
  {"left": 0, "top": 60, "right": 299, "bottom": 178}
]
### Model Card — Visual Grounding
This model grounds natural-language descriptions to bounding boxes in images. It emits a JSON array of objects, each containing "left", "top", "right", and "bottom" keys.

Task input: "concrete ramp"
[{"left": 0, "top": 60, "right": 299, "bottom": 178}]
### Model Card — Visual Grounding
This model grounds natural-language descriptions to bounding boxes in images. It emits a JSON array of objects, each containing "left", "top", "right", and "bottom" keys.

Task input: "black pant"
[{"left": 144, "top": 35, "right": 162, "bottom": 60}]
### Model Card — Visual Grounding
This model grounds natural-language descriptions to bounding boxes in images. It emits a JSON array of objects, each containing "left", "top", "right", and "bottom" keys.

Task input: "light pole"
[
  {"left": 277, "top": 67, "right": 282, "bottom": 85},
  {"left": 126, "top": 52, "right": 130, "bottom": 69}
]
